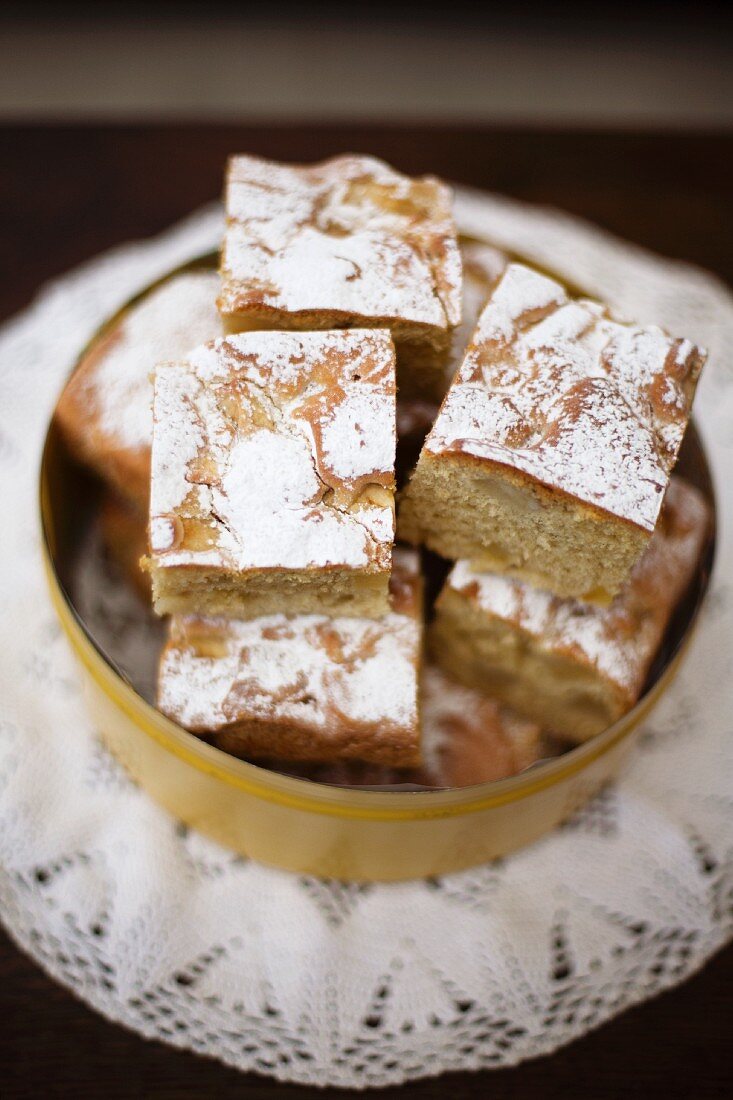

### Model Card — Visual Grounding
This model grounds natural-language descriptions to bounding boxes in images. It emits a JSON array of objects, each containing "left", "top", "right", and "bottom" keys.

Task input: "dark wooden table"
[{"left": 2, "top": 124, "right": 732, "bottom": 1098}]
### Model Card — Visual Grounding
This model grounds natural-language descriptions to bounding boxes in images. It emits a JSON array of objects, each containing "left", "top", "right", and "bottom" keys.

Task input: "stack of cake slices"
[
  {"left": 400, "top": 261, "right": 710, "bottom": 741},
  {"left": 56, "top": 153, "right": 710, "bottom": 788}
]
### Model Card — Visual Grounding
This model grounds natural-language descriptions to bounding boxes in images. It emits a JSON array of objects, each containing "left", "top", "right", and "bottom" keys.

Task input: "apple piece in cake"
[
  {"left": 146, "top": 328, "right": 397, "bottom": 619},
  {"left": 400, "top": 262, "right": 706, "bottom": 601},
  {"left": 55, "top": 271, "right": 221, "bottom": 511},
  {"left": 156, "top": 549, "right": 423, "bottom": 767},
  {"left": 430, "top": 478, "right": 709, "bottom": 742},
  {"left": 219, "top": 153, "right": 462, "bottom": 399}
]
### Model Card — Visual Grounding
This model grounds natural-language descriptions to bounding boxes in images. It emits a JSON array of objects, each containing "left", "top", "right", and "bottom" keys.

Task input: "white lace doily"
[{"left": 1, "top": 190, "right": 732, "bottom": 1089}]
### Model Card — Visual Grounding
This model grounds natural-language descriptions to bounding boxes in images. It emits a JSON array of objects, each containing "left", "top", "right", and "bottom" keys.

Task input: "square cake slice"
[
  {"left": 156, "top": 548, "right": 423, "bottom": 767},
  {"left": 430, "top": 479, "right": 709, "bottom": 742},
  {"left": 400, "top": 262, "right": 706, "bottom": 600},
  {"left": 219, "top": 153, "right": 462, "bottom": 398},
  {"left": 146, "top": 328, "right": 397, "bottom": 619},
  {"left": 55, "top": 271, "right": 221, "bottom": 511}
]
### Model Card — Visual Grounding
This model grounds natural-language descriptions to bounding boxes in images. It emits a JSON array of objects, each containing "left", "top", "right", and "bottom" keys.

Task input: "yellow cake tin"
[{"left": 39, "top": 257, "right": 717, "bottom": 882}]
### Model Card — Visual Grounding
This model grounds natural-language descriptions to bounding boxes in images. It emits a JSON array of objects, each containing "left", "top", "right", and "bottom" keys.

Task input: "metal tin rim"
[{"left": 38, "top": 254, "right": 718, "bottom": 825}]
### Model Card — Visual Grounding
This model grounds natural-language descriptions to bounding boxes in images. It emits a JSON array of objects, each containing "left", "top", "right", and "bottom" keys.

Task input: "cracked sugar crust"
[
  {"left": 444, "top": 478, "right": 709, "bottom": 700},
  {"left": 156, "top": 549, "right": 422, "bottom": 764},
  {"left": 219, "top": 153, "right": 462, "bottom": 331},
  {"left": 427, "top": 263, "right": 706, "bottom": 532},
  {"left": 149, "top": 329, "right": 397, "bottom": 573}
]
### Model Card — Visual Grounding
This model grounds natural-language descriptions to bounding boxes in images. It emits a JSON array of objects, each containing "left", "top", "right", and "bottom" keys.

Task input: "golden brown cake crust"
[
  {"left": 54, "top": 272, "right": 221, "bottom": 512},
  {"left": 156, "top": 549, "right": 422, "bottom": 767}
]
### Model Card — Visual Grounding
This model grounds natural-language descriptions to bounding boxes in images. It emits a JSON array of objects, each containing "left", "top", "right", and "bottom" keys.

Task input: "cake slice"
[
  {"left": 55, "top": 271, "right": 221, "bottom": 511},
  {"left": 430, "top": 479, "right": 709, "bottom": 741},
  {"left": 418, "top": 666, "right": 542, "bottom": 786},
  {"left": 145, "top": 328, "right": 397, "bottom": 619},
  {"left": 400, "top": 263, "right": 706, "bottom": 601},
  {"left": 219, "top": 153, "right": 462, "bottom": 398},
  {"left": 156, "top": 549, "right": 423, "bottom": 767}
]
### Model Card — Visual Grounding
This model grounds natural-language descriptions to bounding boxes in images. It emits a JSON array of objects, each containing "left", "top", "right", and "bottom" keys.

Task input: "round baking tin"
[{"left": 39, "top": 254, "right": 717, "bottom": 882}]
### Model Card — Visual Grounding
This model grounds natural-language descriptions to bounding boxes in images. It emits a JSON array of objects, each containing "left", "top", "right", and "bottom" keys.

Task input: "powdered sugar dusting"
[
  {"left": 149, "top": 365, "right": 208, "bottom": 520},
  {"left": 447, "top": 478, "right": 709, "bottom": 696},
  {"left": 427, "top": 263, "right": 706, "bottom": 530},
  {"left": 157, "top": 550, "right": 421, "bottom": 754},
  {"left": 150, "top": 515, "right": 178, "bottom": 553},
  {"left": 211, "top": 432, "right": 379, "bottom": 569},
  {"left": 92, "top": 272, "right": 221, "bottom": 450},
  {"left": 149, "top": 329, "right": 396, "bottom": 571},
  {"left": 319, "top": 380, "right": 395, "bottom": 482},
  {"left": 220, "top": 154, "right": 462, "bottom": 329}
]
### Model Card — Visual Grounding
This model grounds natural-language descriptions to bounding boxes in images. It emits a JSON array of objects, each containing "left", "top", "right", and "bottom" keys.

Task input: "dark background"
[
  {"left": 1, "top": 2, "right": 732, "bottom": 129},
  {"left": 3, "top": 125, "right": 732, "bottom": 324},
  {"left": 1, "top": 2, "right": 732, "bottom": 1096}
]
